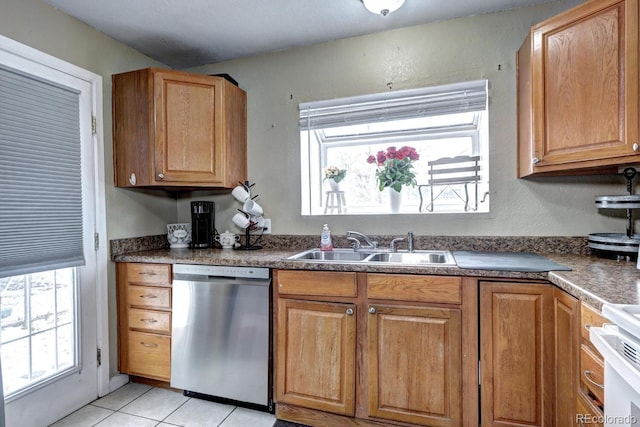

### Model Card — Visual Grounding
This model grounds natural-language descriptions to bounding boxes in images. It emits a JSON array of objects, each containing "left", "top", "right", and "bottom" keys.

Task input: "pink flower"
[{"left": 366, "top": 146, "right": 420, "bottom": 192}]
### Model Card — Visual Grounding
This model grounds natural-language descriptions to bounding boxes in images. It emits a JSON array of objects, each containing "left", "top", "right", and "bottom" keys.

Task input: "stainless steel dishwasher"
[{"left": 170, "top": 264, "right": 272, "bottom": 410}]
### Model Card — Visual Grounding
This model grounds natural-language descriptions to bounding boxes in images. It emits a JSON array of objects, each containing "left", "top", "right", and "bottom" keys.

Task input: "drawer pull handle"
[
  {"left": 140, "top": 342, "right": 158, "bottom": 348},
  {"left": 139, "top": 294, "right": 158, "bottom": 299},
  {"left": 140, "top": 318, "right": 158, "bottom": 323},
  {"left": 139, "top": 272, "right": 157, "bottom": 276},
  {"left": 583, "top": 370, "right": 604, "bottom": 389}
]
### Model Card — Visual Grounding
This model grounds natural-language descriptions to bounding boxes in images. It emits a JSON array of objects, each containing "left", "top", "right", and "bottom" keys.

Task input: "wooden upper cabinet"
[
  {"left": 112, "top": 68, "right": 247, "bottom": 188},
  {"left": 518, "top": 0, "right": 640, "bottom": 177}
]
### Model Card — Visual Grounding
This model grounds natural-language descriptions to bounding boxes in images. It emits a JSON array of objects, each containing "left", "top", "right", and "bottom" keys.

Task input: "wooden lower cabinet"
[
  {"left": 480, "top": 281, "right": 554, "bottom": 427},
  {"left": 367, "top": 304, "right": 461, "bottom": 426},
  {"left": 554, "top": 288, "right": 579, "bottom": 427},
  {"left": 274, "top": 270, "right": 472, "bottom": 427},
  {"left": 276, "top": 298, "right": 356, "bottom": 416},
  {"left": 275, "top": 271, "right": 584, "bottom": 427},
  {"left": 116, "top": 262, "right": 173, "bottom": 382}
]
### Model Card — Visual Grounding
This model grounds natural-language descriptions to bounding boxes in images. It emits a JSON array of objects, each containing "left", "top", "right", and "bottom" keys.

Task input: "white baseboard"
[{"left": 107, "top": 374, "right": 130, "bottom": 395}]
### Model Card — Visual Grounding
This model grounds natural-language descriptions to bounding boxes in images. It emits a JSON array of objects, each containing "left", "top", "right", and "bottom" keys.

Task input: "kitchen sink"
[
  {"left": 286, "top": 248, "right": 456, "bottom": 266},
  {"left": 286, "top": 248, "right": 374, "bottom": 262},
  {"left": 366, "top": 251, "right": 456, "bottom": 265}
]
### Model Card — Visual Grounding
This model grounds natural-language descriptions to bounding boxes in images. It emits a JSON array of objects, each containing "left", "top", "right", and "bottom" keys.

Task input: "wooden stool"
[{"left": 324, "top": 191, "right": 347, "bottom": 214}]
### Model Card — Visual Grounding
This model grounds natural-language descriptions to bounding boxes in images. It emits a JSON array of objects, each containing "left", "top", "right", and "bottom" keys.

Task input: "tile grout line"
[
  {"left": 217, "top": 406, "right": 239, "bottom": 426},
  {"left": 158, "top": 394, "right": 192, "bottom": 425}
]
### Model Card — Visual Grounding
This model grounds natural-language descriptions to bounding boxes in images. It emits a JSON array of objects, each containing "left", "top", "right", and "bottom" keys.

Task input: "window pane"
[
  {"left": 32, "top": 329, "right": 56, "bottom": 380},
  {"left": 0, "top": 275, "right": 28, "bottom": 342},
  {"left": 0, "top": 267, "right": 78, "bottom": 397},
  {"left": 57, "top": 324, "right": 74, "bottom": 370},
  {"left": 31, "top": 272, "right": 56, "bottom": 333},
  {"left": 1, "top": 338, "right": 29, "bottom": 395}
]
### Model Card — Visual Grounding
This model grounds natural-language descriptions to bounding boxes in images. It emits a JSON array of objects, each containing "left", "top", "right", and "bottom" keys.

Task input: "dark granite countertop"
[{"left": 113, "top": 247, "right": 640, "bottom": 310}]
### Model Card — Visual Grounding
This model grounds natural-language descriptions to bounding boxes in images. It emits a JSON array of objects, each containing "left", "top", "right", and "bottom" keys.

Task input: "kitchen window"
[{"left": 299, "top": 80, "right": 489, "bottom": 215}]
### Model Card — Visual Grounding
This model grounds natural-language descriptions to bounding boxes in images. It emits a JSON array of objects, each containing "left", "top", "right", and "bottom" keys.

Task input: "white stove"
[{"left": 590, "top": 304, "right": 640, "bottom": 426}]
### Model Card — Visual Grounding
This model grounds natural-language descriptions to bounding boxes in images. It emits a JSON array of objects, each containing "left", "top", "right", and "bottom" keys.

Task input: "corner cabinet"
[
  {"left": 112, "top": 68, "right": 247, "bottom": 188},
  {"left": 116, "top": 262, "right": 173, "bottom": 382},
  {"left": 517, "top": 0, "right": 640, "bottom": 177}
]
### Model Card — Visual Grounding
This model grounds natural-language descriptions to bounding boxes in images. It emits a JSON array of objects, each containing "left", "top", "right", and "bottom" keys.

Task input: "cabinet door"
[
  {"left": 520, "top": 0, "right": 639, "bottom": 175},
  {"left": 367, "top": 304, "right": 462, "bottom": 426},
  {"left": 554, "top": 288, "right": 579, "bottom": 427},
  {"left": 276, "top": 298, "right": 356, "bottom": 416},
  {"left": 480, "top": 282, "right": 554, "bottom": 427},
  {"left": 153, "top": 71, "right": 224, "bottom": 184}
]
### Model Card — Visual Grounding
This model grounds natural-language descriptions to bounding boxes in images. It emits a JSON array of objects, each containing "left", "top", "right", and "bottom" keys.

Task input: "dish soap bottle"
[{"left": 320, "top": 224, "right": 333, "bottom": 251}]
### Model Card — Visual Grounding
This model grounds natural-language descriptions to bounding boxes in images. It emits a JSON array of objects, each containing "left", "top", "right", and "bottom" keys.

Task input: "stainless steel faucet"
[
  {"left": 390, "top": 231, "right": 414, "bottom": 252},
  {"left": 345, "top": 231, "right": 378, "bottom": 249},
  {"left": 390, "top": 237, "right": 404, "bottom": 252}
]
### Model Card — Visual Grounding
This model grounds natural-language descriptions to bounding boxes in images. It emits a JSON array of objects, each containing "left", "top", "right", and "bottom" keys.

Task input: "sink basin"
[
  {"left": 287, "top": 248, "right": 374, "bottom": 262},
  {"left": 367, "top": 251, "right": 456, "bottom": 265},
  {"left": 286, "top": 248, "right": 456, "bottom": 266}
]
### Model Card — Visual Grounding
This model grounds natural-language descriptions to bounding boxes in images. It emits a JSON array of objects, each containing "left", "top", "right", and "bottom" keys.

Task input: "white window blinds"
[
  {"left": 299, "top": 80, "right": 487, "bottom": 130},
  {"left": 0, "top": 64, "right": 84, "bottom": 278}
]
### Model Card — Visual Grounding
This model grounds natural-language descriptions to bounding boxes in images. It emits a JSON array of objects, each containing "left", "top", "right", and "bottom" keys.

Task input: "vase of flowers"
[
  {"left": 324, "top": 166, "right": 347, "bottom": 191},
  {"left": 366, "top": 146, "right": 420, "bottom": 212}
]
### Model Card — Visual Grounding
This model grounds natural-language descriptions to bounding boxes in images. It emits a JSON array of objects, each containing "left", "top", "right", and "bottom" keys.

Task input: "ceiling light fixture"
[{"left": 361, "top": 0, "right": 406, "bottom": 16}]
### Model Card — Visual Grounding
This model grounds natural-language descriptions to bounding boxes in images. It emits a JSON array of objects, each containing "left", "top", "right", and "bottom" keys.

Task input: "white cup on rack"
[
  {"left": 232, "top": 185, "right": 250, "bottom": 202},
  {"left": 251, "top": 215, "right": 265, "bottom": 228},
  {"left": 232, "top": 212, "right": 250, "bottom": 229},
  {"left": 242, "top": 199, "right": 263, "bottom": 216}
]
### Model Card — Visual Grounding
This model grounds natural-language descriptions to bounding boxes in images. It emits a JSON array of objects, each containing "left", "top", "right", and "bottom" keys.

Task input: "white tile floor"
[{"left": 49, "top": 382, "right": 276, "bottom": 427}]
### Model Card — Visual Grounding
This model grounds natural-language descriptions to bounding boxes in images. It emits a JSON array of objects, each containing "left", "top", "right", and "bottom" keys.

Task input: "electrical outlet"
[{"left": 263, "top": 218, "right": 272, "bottom": 234}]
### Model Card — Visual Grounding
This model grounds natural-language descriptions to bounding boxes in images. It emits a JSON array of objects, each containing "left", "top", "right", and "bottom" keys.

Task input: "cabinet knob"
[
  {"left": 128, "top": 173, "right": 137, "bottom": 185},
  {"left": 368, "top": 306, "right": 376, "bottom": 314},
  {"left": 346, "top": 308, "right": 354, "bottom": 316},
  {"left": 531, "top": 157, "right": 540, "bottom": 164},
  {"left": 633, "top": 143, "right": 639, "bottom": 152},
  {"left": 157, "top": 173, "right": 165, "bottom": 179}
]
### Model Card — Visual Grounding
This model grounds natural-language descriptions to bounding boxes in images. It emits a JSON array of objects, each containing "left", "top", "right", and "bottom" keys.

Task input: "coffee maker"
[{"left": 191, "top": 201, "right": 215, "bottom": 248}]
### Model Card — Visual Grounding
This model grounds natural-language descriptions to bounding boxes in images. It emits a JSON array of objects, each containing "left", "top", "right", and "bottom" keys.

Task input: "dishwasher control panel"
[{"left": 173, "top": 263, "right": 270, "bottom": 279}]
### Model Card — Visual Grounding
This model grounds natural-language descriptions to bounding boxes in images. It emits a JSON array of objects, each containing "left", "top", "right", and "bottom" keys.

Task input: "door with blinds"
[{"left": 0, "top": 36, "right": 105, "bottom": 427}]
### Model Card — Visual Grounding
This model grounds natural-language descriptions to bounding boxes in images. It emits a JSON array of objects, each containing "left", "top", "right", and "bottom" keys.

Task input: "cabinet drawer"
[
  {"left": 580, "top": 344, "right": 604, "bottom": 406},
  {"left": 581, "top": 303, "right": 609, "bottom": 343},
  {"left": 277, "top": 270, "right": 357, "bottom": 297},
  {"left": 127, "top": 285, "right": 171, "bottom": 309},
  {"left": 576, "top": 390, "right": 603, "bottom": 427},
  {"left": 367, "top": 274, "right": 461, "bottom": 304},
  {"left": 127, "top": 263, "right": 171, "bottom": 286},
  {"left": 127, "top": 331, "right": 171, "bottom": 380},
  {"left": 128, "top": 308, "right": 171, "bottom": 334}
]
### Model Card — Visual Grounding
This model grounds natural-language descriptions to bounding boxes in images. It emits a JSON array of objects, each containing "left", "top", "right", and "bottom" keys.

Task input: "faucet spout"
[
  {"left": 407, "top": 231, "right": 414, "bottom": 252},
  {"left": 345, "top": 231, "right": 378, "bottom": 249}
]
